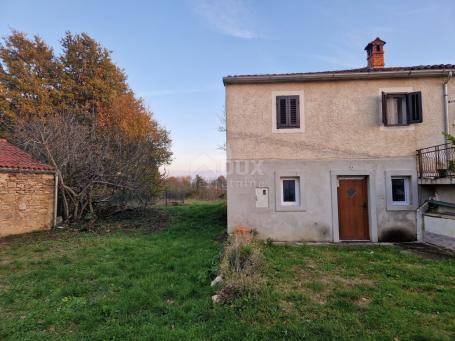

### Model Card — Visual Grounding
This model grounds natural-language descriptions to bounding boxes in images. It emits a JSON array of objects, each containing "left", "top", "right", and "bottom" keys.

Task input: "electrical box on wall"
[{"left": 255, "top": 188, "right": 269, "bottom": 208}]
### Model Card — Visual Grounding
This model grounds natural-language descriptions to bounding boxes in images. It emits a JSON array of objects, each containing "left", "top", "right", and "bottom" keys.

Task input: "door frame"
[{"left": 330, "top": 170, "right": 378, "bottom": 242}]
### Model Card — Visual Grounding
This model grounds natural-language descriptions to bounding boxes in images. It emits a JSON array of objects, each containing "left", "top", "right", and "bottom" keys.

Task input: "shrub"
[{"left": 216, "top": 231, "right": 265, "bottom": 303}]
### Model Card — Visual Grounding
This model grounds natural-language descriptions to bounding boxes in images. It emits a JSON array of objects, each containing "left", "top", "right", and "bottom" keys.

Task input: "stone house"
[
  {"left": 0, "top": 139, "right": 56, "bottom": 237},
  {"left": 224, "top": 38, "right": 455, "bottom": 243}
]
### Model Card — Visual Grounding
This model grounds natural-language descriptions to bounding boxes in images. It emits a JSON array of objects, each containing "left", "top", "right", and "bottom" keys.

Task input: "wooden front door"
[{"left": 337, "top": 177, "right": 369, "bottom": 241}]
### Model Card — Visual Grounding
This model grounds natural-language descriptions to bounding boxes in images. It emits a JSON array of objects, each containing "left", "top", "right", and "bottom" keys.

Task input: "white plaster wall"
[
  {"left": 227, "top": 158, "right": 417, "bottom": 242},
  {"left": 225, "top": 75, "right": 455, "bottom": 242},
  {"left": 226, "top": 77, "right": 455, "bottom": 161},
  {"left": 435, "top": 186, "right": 455, "bottom": 204},
  {"left": 424, "top": 215, "right": 455, "bottom": 239}
]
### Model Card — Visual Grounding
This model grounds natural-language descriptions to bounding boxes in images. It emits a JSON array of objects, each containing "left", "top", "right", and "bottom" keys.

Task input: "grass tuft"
[{"left": 216, "top": 231, "right": 265, "bottom": 303}]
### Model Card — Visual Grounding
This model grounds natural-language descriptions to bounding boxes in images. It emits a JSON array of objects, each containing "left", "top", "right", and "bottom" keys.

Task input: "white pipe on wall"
[{"left": 443, "top": 71, "right": 453, "bottom": 140}]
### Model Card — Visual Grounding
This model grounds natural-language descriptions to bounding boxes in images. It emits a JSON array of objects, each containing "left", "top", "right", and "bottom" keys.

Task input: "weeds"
[{"left": 215, "top": 229, "right": 265, "bottom": 303}]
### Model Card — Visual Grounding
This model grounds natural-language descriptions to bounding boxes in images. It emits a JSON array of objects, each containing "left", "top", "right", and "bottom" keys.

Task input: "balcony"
[{"left": 417, "top": 143, "right": 455, "bottom": 184}]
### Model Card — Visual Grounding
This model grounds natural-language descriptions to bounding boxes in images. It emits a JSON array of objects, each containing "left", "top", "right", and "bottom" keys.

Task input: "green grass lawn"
[{"left": 1, "top": 202, "right": 454, "bottom": 340}]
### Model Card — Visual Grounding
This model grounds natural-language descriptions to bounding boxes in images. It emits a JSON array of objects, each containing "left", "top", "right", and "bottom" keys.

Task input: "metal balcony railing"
[{"left": 417, "top": 143, "right": 455, "bottom": 179}]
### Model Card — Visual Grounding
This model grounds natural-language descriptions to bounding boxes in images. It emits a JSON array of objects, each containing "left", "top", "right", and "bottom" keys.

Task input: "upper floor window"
[
  {"left": 276, "top": 96, "right": 300, "bottom": 129},
  {"left": 382, "top": 91, "right": 422, "bottom": 126}
]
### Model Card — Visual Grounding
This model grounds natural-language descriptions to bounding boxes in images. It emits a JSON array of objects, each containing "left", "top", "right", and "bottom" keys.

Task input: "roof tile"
[
  {"left": 0, "top": 139, "right": 54, "bottom": 172},
  {"left": 225, "top": 64, "right": 455, "bottom": 79}
]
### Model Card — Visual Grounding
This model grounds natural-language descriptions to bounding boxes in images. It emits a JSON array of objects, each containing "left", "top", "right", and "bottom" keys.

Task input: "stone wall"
[{"left": 0, "top": 171, "right": 55, "bottom": 237}]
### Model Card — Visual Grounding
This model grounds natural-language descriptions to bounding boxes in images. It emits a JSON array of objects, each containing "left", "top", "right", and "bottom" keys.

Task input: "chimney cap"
[{"left": 364, "top": 37, "right": 386, "bottom": 51}]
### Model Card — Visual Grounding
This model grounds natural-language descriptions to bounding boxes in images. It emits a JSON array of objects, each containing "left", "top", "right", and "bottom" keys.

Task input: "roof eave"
[
  {"left": 223, "top": 69, "right": 453, "bottom": 85},
  {"left": 0, "top": 167, "right": 55, "bottom": 174}
]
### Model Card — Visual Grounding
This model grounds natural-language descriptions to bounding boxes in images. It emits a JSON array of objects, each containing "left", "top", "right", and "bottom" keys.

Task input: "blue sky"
[{"left": 1, "top": 0, "right": 454, "bottom": 177}]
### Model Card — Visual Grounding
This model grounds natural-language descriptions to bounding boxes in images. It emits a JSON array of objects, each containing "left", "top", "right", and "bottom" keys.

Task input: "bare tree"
[
  {"left": 218, "top": 108, "right": 226, "bottom": 151},
  {"left": 14, "top": 113, "right": 170, "bottom": 221}
]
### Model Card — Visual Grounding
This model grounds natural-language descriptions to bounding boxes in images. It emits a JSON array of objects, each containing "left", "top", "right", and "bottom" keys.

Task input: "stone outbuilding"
[{"left": 0, "top": 139, "right": 56, "bottom": 237}]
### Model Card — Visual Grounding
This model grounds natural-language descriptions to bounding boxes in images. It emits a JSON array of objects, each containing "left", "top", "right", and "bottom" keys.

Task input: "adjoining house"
[
  {"left": 0, "top": 139, "right": 57, "bottom": 237},
  {"left": 224, "top": 38, "right": 455, "bottom": 243}
]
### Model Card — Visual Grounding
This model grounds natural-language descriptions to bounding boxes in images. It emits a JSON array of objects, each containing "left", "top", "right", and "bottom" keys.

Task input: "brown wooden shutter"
[
  {"left": 276, "top": 95, "right": 300, "bottom": 129},
  {"left": 285, "top": 97, "right": 290, "bottom": 127},
  {"left": 382, "top": 92, "right": 388, "bottom": 126},
  {"left": 295, "top": 96, "right": 300, "bottom": 127},
  {"left": 406, "top": 91, "right": 423, "bottom": 123},
  {"left": 276, "top": 97, "right": 287, "bottom": 128},
  {"left": 289, "top": 97, "right": 298, "bottom": 127}
]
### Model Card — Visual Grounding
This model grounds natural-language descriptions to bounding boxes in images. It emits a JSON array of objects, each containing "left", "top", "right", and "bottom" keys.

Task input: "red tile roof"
[{"left": 0, "top": 139, "right": 54, "bottom": 172}]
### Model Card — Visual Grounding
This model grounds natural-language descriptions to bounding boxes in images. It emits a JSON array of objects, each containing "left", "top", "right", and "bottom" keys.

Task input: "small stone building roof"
[{"left": 0, "top": 139, "right": 54, "bottom": 172}]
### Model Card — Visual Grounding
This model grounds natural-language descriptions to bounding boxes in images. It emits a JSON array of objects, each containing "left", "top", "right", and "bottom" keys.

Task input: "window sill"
[
  {"left": 392, "top": 201, "right": 410, "bottom": 206},
  {"left": 281, "top": 202, "right": 299, "bottom": 206},
  {"left": 379, "top": 124, "right": 415, "bottom": 131},
  {"left": 272, "top": 127, "right": 305, "bottom": 134},
  {"left": 276, "top": 205, "right": 305, "bottom": 212},
  {"left": 387, "top": 204, "right": 415, "bottom": 211},
  {"left": 384, "top": 124, "right": 410, "bottom": 127}
]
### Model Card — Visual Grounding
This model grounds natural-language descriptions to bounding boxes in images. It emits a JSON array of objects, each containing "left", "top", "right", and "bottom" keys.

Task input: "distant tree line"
[
  {"left": 0, "top": 31, "right": 172, "bottom": 221},
  {"left": 165, "top": 175, "right": 226, "bottom": 201}
]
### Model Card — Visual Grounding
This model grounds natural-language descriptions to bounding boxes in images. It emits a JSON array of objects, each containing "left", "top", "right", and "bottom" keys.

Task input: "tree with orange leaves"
[{"left": 0, "top": 31, "right": 172, "bottom": 221}]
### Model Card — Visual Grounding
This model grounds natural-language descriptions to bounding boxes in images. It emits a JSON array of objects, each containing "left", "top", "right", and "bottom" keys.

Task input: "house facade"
[
  {"left": 0, "top": 139, "right": 56, "bottom": 237},
  {"left": 224, "top": 38, "right": 455, "bottom": 242}
]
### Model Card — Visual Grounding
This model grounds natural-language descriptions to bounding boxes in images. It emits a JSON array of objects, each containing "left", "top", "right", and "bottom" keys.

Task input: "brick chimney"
[{"left": 365, "top": 37, "right": 385, "bottom": 68}]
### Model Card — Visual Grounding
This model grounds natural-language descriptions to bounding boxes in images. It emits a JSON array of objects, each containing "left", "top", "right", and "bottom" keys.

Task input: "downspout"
[
  {"left": 443, "top": 71, "right": 453, "bottom": 142},
  {"left": 53, "top": 173, "right": 58, "bottom": 227}
]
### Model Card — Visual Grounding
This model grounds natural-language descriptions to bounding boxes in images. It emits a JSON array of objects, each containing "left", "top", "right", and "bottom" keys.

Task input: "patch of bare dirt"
[
  {"left": 0, "top": 228, "right": 80, "bottom": 245},
  {"left": 0, "top": 207, "right": 170, "bottom": 245},
  {"left": 87, "top": 207, "right": 170, "bottom": 233},
  {"left": 398, "top": 243, "right": 455, "bottom": 260}
]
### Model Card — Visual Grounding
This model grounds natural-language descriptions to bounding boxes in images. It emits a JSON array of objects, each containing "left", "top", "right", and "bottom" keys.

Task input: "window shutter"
[
  {"left": 289, "top": 97, "right": 299, "bottom": 127},
  {"left": 382, "top": 92, "right": 388, "bottom": 126},
  {"left": 276, "top": 95, "right": 300, "bottom": 129},
  {"left": 295, "top": 96, "right": 300, "bottom": 127},
  {"left": 406, "top": 91, "right": 423, "bottom": 123},
  {"left": 276, "top": 97, "right": 287, "bottom": 128}
]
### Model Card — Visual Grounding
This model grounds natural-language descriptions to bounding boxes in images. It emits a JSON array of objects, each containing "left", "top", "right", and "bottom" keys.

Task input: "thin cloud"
[
  {"left": 191, "top": 0, "right": 257, "bottom": 39},
  {"left": 310, "top": 29, "right": 394, "bottom": 69}
]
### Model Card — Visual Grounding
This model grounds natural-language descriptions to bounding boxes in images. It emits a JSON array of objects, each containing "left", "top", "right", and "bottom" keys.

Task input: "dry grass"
[
  {"left": 274, "top": 257, "right": 375, "bottom": 306},
  {"left": 216, "top": 231, "right": 265, "bottom": 303}
]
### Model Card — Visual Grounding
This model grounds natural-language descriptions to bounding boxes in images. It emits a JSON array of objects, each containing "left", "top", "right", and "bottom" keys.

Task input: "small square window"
[
  {"left": 391, "top": 177, "right": 410, "bottom": 205},
  {"left": 281, "top": 177, "right": 300, "bottom": 205},
  {"left": 276, "top": 96, "right": 300, "bottom": 129}
]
